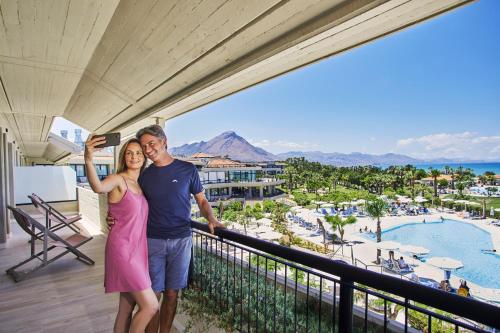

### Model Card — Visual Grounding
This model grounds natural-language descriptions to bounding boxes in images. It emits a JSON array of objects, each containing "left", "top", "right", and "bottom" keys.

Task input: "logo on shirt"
[{"left": 172, "top": 179, "right": 178, "bottom": 183}]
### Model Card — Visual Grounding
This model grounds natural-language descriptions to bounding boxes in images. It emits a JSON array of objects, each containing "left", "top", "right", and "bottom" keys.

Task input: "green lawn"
[{"left": 468, "top": 196, "right": 500, "bottom": 210}]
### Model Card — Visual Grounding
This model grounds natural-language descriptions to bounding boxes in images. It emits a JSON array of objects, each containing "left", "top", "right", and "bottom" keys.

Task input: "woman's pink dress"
[{"left": 104, "top": 186, "right": 150, "bottom": 293}]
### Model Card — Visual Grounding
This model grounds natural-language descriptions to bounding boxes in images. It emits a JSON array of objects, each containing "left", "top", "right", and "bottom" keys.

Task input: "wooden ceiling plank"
[
  {"left": 99, "top": 0, "right": 194, "bottom": 87},
  {"left": 83, "top": 0, "right": 160, "bottom": 80},
  {"left": 46, "top": 0, "right": 72, "bottom": 65},
  {"left": 1, "top": 0, "right": 23, "bottom": 58},
  {"left": 77, "top": 0, "right": 121, "bottom": 70},
  {"left": 60, "top": 0, "right": 87, "bottom": 67}
]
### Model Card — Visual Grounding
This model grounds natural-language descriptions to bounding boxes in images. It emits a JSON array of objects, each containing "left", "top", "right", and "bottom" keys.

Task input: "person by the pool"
[
  {"left": 457, "top": 280, "right": 470, "bottom": 297},
  {"left": 397, "top": 256, "right": 409, "bottom": 270}
]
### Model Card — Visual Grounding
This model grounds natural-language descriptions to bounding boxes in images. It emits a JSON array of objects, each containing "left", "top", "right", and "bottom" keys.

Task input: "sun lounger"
[
  {"left": 489, "top": 220, "right": 500, "bottom": 226},
  {"left": 382, "top": 258, "right": 414, "bottom": 275},
  {"left": 6, "top": 206, "right": 94, "bottom": 282},
  {"left": 28, "top": 193, "right": 81, "bottom": 235},
  {"left": 409, "top": 274, "right": 439, "bottom": 288}
]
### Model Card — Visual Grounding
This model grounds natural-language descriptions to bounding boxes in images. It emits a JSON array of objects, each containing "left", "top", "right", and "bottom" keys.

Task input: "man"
[
  {"left": 112, "top": 125, "right": 223, "bottom": 333},
  {"left": 397, "top": 256, "right": 409, "bottom": 270}
]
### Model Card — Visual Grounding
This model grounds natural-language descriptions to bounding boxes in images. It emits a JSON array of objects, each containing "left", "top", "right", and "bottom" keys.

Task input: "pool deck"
[{"left": 341, "top": 211, "right": 500, "bottom": 304}]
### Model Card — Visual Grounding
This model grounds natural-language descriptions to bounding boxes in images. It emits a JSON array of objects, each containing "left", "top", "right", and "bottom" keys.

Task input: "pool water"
[{"left": 363, "top": 219, "right": 500, "bottom": 289}]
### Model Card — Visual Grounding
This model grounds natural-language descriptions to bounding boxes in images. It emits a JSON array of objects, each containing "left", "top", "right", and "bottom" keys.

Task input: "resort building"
[
  {"left": 60, "top": 129, "right": 115, "bottom": 183},
  {"left": 0, "top": 1, "right": 497, "bottom": 332},
  {"left": 420, "top": 174, "right": 454, "bottom": 187},
  {"left": 183, "top": 154, "right": 285, "bottom": 203}
]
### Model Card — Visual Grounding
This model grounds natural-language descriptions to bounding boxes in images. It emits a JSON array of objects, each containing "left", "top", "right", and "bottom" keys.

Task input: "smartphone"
[{"left": 94, "top": 132, "right": 121, "bottom": 148}]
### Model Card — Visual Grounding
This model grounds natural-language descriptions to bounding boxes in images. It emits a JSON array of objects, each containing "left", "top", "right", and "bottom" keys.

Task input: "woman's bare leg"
[
  {"left": 114, "top": 292, "right": 135, "bottom": 333},
  {"left": 129, "top": 288, "right": 159, "bottom": 333}
]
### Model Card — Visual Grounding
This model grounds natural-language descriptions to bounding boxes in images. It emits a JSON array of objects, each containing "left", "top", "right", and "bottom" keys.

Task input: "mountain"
[
  {"left": 170, "top": 131, "right": 277, "bottom": 162},
  {"left": 275, "top": 151, "right": 422, "bottom": 166},
  {"left": 170, "top": 131, "right": 427, "bottom": 165}
]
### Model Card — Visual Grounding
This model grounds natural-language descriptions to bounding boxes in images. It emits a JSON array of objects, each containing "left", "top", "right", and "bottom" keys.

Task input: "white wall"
[{"left": 14, "top": 166, "right": 77, "bottom": 204}]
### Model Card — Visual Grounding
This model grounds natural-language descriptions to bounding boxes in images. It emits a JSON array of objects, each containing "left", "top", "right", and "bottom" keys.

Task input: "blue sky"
[{"left": 52, "top": 0, "right": 500, "bottom": 161}]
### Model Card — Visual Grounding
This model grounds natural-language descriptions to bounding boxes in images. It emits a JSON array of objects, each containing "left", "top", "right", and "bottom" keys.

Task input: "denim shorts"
[{"left": 147, "top": 236, "right": 192, "bottom": 292}]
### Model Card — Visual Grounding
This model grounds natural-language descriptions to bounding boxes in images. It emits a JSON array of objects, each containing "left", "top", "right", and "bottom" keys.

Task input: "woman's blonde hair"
[{"left": 116, "top": 139, "right": 146, "bottom": 173}]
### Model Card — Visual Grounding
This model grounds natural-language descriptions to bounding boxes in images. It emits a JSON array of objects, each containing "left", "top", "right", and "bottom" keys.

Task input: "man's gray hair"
[{"left": 136, "top": 125, "right": 167, "bottom": 141}]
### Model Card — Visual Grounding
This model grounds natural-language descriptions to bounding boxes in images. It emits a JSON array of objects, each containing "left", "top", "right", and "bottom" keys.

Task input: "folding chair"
[
  {"left": 6, "top": 206, "right": 94, "bottom": 282},
  {"left": 28, "top": 193, "right": 81, "bottom": 235}
]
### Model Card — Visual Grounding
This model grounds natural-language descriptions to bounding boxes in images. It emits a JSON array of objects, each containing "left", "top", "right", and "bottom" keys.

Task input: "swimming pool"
[{"left": 362, "top": 219, "right": 500, "bottom": 289}]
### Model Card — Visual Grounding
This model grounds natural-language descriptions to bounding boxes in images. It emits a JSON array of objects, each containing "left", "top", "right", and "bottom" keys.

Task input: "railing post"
[{"left": 339, "top": 278, "right": 354, "bottom": 333}]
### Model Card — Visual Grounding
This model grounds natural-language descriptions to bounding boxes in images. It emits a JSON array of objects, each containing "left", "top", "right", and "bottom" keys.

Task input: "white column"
[{"left": 0, "top": 129, "right": 6, "bottom": 242}]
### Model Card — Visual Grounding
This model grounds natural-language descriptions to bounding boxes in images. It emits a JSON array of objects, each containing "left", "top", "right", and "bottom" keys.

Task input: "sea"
[{"left": 379, "top": 162, "right": 500, "bottom": 175}]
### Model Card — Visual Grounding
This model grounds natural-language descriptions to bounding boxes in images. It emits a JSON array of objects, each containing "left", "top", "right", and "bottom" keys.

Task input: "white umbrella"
[
  {"left": 356, "top": 199, "right": 367, "bottom": 205},
  {"left": 339, "top": 201, "right": 351, "bottom": 206},
  {"left": 495, "top": 208, "right": 500, "bottom": 212},
  {"left": 401, "top": 245, "right": 430, "bottom": 255},
  {"left": 290, "top": 206, "right": 303, "bottom": 212},
  {"left": 427, "top": 257, "right": 463, "bottom": 270},
  {"left": 257, "top": 230, "right": 283, "bottom": 241},
  {"left": 455, "top": 200, "right": 470, "bottom": 211},
  {"left": 454, "top": 200, "right": 469, "bottom": 204},
  {"left": 313, "top": 211, "right": 325, "bottom": 217},
  {"left": 320, "top": 203, "right": 334, "bottom": 208},
  {"left": 427, "top": 256, "right": 463, "bottom": 279},
  {"left": 414, "top": 196, "right": 428, "bottom": 203},
  {"left": 441, "top": 198, "right": 454, "bottom": 202},
  {"left": 467, "top": 201, "right": 481, "bottom": 206},
  {"left": 376, "top": 241, "right": 401, "bottom": 250},
  {"left": 253, "top": 225, "right": 274, "bottom": 234},
  {"left": 256, "top": 217, "right": 272, "bottom": 226}
]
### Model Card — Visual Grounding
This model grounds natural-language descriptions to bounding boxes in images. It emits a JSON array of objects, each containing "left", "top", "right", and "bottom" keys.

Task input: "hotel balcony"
[
  {"left": 0, "top": 0, "right": 496, "bottom": 332},
  {"left": 1, "top": 206, "right": 499, "bottom": 332}
]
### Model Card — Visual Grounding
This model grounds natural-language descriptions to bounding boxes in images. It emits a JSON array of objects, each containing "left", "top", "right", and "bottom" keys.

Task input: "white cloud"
[
  {"left": 249, "top": 138, "right": 320, "bottom": 152},
  {"left": 394, "top": 132, "right": 500, "bottom": 160}
]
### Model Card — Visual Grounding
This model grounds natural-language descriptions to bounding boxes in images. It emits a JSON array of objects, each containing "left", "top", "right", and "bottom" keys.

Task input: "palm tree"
[
  {"left": 404, "top": 166, "right": 417, "bottom": 198},
  {"left": 429, "top": 168, "right": 441, "bottom": 197},
  {"left": 331, "top": 170, "right": 340, "bottom": 192},
  {"left": 271, "top": 203, "right": 287, "bottom": 226},
  {"left": 325, "top": 215, "right": 357, "bottom": 254},
  {"left": 217, "top": 200, "right": 224, "bottom": 220},
  {"left": 446, "top": 167, "right": 455, "bottom": 189},
  {"left": 366, "top": 198, "right": 387, "bottom": 264},
  {"left": 456, "top": 182, "right": 465, "bottom": 197}
]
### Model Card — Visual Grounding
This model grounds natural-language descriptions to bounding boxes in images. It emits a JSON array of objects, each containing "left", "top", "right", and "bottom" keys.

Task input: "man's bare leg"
[
  {"left": 145, "top": 292, "right": 162, "bottom": 333},
  {"left": 159, "top": 289, "right": 179, "bottom": 333}
]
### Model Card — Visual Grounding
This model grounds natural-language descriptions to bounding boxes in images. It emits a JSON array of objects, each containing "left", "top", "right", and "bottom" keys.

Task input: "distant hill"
[
  {"left": 169, "top": 131, "right": 277, "bottom": 162},
  {"left": 169, "top": 131, "right": 427, "bottom": 166},
  {"left": 276, "top": 151, "right": 422, "bottom": 166}
]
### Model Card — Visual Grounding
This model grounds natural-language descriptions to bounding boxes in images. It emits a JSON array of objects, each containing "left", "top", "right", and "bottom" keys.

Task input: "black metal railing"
[
  {"left": 202, "top": 178, "right": 282, "bottom": 185},
  {"left": 189, "top": 221, "right": 500, "bottom": 332}
]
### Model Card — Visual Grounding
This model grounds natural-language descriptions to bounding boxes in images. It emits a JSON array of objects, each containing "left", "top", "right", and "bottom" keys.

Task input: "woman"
[{"left": 85, "top": 135, "right": 158, "bottom": 333}]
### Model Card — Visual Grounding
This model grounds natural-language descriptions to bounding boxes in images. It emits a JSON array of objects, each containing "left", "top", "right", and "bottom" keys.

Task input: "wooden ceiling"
[{"left": 0, "top": 0, "right": 473, "bottom": 160}]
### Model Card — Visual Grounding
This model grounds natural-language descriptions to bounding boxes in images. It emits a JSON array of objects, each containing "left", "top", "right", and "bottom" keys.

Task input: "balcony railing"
[
  {"left": 202, "top": 178, "right": 283, "bottom": 185},
  {"left": 189, "top": 221, "right": 499, "bottom": 332}
]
